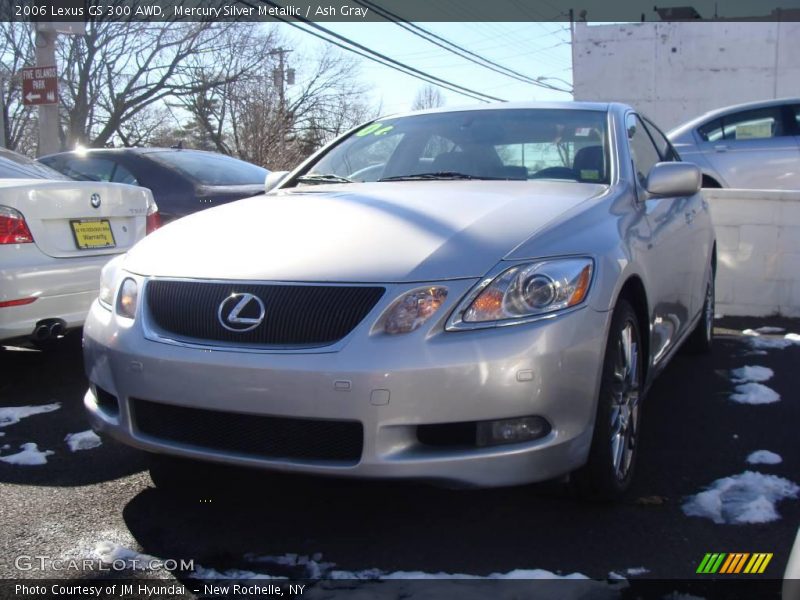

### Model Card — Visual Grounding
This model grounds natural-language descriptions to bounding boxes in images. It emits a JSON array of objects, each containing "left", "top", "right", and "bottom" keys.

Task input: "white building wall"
[
  {"left": 707, "top": 190, "right": 800, "bottom": 318},
  {"left": 572, "top": 21, "right": 800, "bottom": 131}
]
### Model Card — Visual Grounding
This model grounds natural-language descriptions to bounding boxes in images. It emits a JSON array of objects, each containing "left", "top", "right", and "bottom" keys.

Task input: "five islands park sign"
[{"left": 21, "top": 65, "right": 58, "bottom": 105}]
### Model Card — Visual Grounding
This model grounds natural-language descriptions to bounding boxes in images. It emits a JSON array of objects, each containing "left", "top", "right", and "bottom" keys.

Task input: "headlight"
[
  {"left": 116, "top": 278, "right": 138, "bottom": 319},
  {"left": 380, "top": 287, "right": 448, "bottom": 334},
  {"left": 98, "top": 256, "right": 123, "bottom": 309},
  {"left": 448, "top": 258, "right": 593, "bottom": 329}
]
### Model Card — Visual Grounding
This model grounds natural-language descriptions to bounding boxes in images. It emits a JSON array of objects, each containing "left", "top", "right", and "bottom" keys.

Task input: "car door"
[
  {"left": 627, "top": 113, "right": 694, "bottom": 364},
  {"left": 644, "top": 117, "right": 708, "bottom": 319},
  {"left": 695, "top": 105, "right": 799, "bottom": 189}
]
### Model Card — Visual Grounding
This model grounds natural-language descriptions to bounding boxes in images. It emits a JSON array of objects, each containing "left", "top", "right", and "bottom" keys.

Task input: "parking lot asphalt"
[{"left": 0, "top": 318, "right": 798, "bottom": 598}]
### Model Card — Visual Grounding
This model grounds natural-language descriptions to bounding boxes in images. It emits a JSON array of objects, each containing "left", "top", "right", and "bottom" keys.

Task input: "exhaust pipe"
[
  {"left": 33, "top": 324, "right": 51, "bottom": 341},
  {"left": 31, "top": 319, "right": 67, "bottom": 342}
]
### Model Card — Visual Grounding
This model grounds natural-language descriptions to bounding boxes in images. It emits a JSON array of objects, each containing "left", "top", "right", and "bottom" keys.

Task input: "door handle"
[
  {"left": 714, "top": 144, "right": 728, "bottom": 152},
  {"left": 685, "top": 209, "right": 696, "bottom": 224}
]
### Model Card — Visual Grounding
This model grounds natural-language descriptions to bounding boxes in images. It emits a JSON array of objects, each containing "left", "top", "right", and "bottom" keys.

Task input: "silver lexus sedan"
[{"left": 83, "top": 102, "right": 715, "bottom": 500}]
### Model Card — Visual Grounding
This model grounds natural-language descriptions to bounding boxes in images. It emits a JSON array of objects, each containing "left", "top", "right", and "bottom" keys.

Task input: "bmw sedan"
[
  {"left": 668, "top": 98, "right": 800, "bottom": 190},
  {"left": 39, "top": 148, "right": 269, "bottom": 223},
  {"left": 83, "top": 102, "right": 715, "bottom": 500},
  {"left": 0, "top": 148, "right": 158, "bottom": 345}
]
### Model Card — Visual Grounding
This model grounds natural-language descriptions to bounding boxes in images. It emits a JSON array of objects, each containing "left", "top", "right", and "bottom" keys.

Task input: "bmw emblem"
[{"left": 90, "top": 193, "right": 101, "bottom": 209}]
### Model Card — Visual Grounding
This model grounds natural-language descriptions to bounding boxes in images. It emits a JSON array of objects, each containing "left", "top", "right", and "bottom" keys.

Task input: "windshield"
[
  {"left": 297, "top": 109, "right": 610, "bottom": 185},
  {"left": 0, "top": 149, "right": 69, "bottom": 180},
  {"left": 146, "top": 150, "right": 268, "bottom": 186}
]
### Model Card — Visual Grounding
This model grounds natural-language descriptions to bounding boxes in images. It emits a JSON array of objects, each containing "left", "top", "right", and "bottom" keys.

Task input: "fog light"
[{"left": 476, "top": 416, "right": 550, "bottom": 447}]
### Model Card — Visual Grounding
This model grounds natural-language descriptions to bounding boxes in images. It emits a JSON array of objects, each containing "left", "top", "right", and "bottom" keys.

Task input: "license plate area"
[{"left": 70, "top": 219, "right": 116, "bottom": 250}]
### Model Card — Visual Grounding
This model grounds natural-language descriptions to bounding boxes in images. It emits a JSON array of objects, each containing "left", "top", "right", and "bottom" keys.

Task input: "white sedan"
[{"left": 0, "top": 148, "right": 159, "bottom": 345}]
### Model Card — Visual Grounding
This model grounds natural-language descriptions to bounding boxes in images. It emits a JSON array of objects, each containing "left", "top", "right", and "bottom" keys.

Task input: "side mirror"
[
  {"left": 264, "top": 170, "right": 289, "bottom": 194},
  {"left": 645, "top": 162, "right": 701, "bottom": 197}
]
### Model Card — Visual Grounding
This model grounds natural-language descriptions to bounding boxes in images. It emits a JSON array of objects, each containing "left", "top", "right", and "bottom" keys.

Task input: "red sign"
[{"left": 21, "top": 66, "right": 58, "bottom": 106}]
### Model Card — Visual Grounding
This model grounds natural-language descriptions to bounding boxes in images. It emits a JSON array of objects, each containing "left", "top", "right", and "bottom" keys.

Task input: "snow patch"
[
  {"left": 626, "top": 567, "right": 650, "bottom": 576},
  {"left": 730, "top": 366, "right": 773, "bottom": 383},
  {"left": 0, "top": 402, "right": 61, "bottom": 428},
  {"left": 749, "top": 337, "right": 794, "bottom": 350},
  {"left": 786, "top": 333, "right": 800, "bottom": 342},
  {"left": 0, "top": 443, "right": 54, "bottom": 465},
  {"left": 730, "top": 383, "right": 780, "bottom": 405},
  {"left": 65, "top": 430, "right": 102, "bottom": 452},
  {"left": 682, "top": 471, "right": 799, "bottom": 524},
  {"left": 742, "top": 329, "right": 759, "bottom": 336},
  {"left": 747, "top": 450, "right": 782, "bottom": 465},
  {"left": 754, "top": 326, "right": 785, "bottom": 334}
]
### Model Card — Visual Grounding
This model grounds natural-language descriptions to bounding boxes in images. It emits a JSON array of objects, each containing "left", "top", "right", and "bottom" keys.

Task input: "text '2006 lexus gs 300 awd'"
[{"left": 83, "top": 102, "right": 715, "bottom": 500}]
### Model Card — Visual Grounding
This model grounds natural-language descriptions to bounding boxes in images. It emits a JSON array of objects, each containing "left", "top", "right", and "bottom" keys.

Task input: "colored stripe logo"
[{"left": 696, "top": 553, "right": 773, "bottom": 574}]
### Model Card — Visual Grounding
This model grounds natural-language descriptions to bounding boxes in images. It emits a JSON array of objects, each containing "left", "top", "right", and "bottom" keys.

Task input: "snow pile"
[
  {"left": 786, "top": 333, "right": 800, "bottom": 342},
  {"left": 682, "top": 471, "right": 799, "bottom": 524},
  {"left": 742, "top": 329, "right": 759, "bottom": 336},
  {"left": 754, "top": 327, "right": 784, "bottom": 334},
  {"left": 729, "top": 383, "right": 780, "bottom": 405},
  {"left": 0, "top": 443, "right": 54, "bottom": 465},
  {"left": 730, "top": 366, "right": 773, "bottom": 383},
  {"left": 749, "top": 337, "right": 794, "bottom": 350},
  {"left": 0, "top": 403, "right": 61, "bottom": 428},
  {"left": 746, "top": 450, "right": 782, "bottom": 465},
  {"left": 91, "top": 542, "right": 613, "bottom": 600},
  {"left": 626, "top": 567, "right": 649, "bottom": 576},
  {"left": 65, "top": 430, "right": 102, "bottom": 452}
]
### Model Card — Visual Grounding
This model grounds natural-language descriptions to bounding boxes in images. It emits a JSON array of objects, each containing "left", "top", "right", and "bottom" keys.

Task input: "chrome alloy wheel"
[{"left": 609, "top": 321, "right": 640, "bottom": 481}]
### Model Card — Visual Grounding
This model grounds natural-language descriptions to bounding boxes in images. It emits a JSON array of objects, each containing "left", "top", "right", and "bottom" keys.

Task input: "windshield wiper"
[
  {"left": 379, "top": 172, "right": 503, "bottom": 182},
  {"left": 296, "top": 173, "right": 354, "bottom": 184}
]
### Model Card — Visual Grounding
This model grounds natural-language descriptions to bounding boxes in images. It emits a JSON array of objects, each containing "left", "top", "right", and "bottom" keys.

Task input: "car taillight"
[
  {"left": 0, "top": 206, "right": 34, "bottom": 244},
  {"left": 145, "top": 196, "right": 161, "bottom": 235}
]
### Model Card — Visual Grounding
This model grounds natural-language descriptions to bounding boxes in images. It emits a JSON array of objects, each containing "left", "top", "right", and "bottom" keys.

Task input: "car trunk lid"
[{"left": 0, "top": 179, "right": 151, "bottom": 258}]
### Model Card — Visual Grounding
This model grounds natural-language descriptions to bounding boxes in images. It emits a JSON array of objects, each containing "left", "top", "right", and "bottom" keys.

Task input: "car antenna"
[{"left": 171, "top": 140, "right": 184, "bottom": 149}]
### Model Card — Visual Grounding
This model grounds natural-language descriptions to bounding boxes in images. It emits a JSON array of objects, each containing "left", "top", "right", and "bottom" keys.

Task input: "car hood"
[{"left": 124, "top": 181, "right": 606, "bottom": 282}]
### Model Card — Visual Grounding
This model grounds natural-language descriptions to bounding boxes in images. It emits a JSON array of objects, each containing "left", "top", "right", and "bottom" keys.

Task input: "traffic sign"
[{"left": 21, "top": 66, "right": 58, "bottom": 106}]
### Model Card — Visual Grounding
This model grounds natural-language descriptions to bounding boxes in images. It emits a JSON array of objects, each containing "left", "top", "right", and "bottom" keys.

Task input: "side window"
[
  {"left": 643, "top": 119, "right": 678, "bottom": 161},
  {"left": 722, "top": 107, "right": 784, "bottom": 141},
  {"left": 697, "top": 118, "right": 724, "bottom": 142},
  {"left": 627, "top": 114, "right": 661, "bottom": 187}
]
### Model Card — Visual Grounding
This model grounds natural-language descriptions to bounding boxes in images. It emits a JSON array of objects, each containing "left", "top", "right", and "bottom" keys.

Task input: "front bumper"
[{"left": 83, "top": 281, "right": 612, "bottom": 488}]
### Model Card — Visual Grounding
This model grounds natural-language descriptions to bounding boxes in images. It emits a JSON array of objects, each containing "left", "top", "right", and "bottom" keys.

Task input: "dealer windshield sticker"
[
  {"left": 735, "top": 120, "right": 772, "bottom": 140},
  {"left": 356, "top": 123, "right": 394, "bottom": 137},
  {"left": 696, "top": 552, "right": 773, "bottom": 574},
  {"left": 580, "top": 169, "right": 600, "bottom": 180},
  {"left": 575, "top": 127, "right": 592, "bottom": 137}
]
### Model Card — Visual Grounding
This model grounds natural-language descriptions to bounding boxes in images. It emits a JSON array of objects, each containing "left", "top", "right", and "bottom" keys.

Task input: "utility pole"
[
  {"left": 0, "top": 74, "right": 6, "bottom": 148},
  {"left": 34, "top": 25, "right": 59, "bottom": 156},
  {"left": 269, "top": 47, "right": 295, "bottom": 165}
]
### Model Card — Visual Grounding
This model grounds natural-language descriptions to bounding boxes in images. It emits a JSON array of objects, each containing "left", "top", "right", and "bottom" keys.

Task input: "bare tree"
[
  {"left": 0, "top": 22, "right": 36, "bottom": 153},
  {"left": 55, "top": 19, "right": 267, "bottom": 149},
  {"left": 411, "top": 85, "right": 445, "bottom": 111}
]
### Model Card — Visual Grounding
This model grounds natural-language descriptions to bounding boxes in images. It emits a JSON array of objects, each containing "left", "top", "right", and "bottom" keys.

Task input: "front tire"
[
  {"left": 573, "top": 299, "right": 643, "bottom": 501},
  {"left": 684, "top": 271, "right": 715, "bottom": 354}
]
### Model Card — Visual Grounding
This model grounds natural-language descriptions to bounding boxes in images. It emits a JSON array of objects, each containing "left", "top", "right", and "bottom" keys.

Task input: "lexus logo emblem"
[
  {"left": 90, "top": 193, "right": 101, "bottom": 209},
  {"left": 217, "top": 293, "right": 265, "bottom": 332}
]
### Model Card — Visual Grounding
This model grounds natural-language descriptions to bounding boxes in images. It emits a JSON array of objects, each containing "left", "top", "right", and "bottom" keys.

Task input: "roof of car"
[
  {"left": 39, "top": 147, "right": 226, "bottom": 159},
  {"left": 668, "top": 97, "right": 800, "bottom": 137},
  {"left": 379, "top": 100, "right": 615, "bottom": 121}
]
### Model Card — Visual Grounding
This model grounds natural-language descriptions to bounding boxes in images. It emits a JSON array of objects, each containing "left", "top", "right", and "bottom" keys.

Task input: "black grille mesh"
[
  {"left": 132, "top": 399, "right": 363, "bottom": 463},
  {"left": 146, "top": 280, "right": 384, "bottom": 346}
]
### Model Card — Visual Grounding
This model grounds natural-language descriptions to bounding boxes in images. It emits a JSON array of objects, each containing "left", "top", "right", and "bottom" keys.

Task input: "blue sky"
[{"left": 278, "top": 22, "right": 574, "bottom": 115}]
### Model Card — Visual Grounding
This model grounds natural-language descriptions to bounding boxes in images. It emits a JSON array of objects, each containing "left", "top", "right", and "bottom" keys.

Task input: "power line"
[
  {"left": 351, "top": 0, "right": 571, "bottom": 93},
  {"left": 251, "top": 0, "right": 506, "bottom": 103}
]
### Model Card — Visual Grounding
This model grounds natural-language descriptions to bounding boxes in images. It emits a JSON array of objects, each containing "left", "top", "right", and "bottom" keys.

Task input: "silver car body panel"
[
  {"left": 668, "top": 97, "right": 800, "bottom": 189},
  {"left": 83, "top": 102, "right": 715, "bottom": 487}
]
